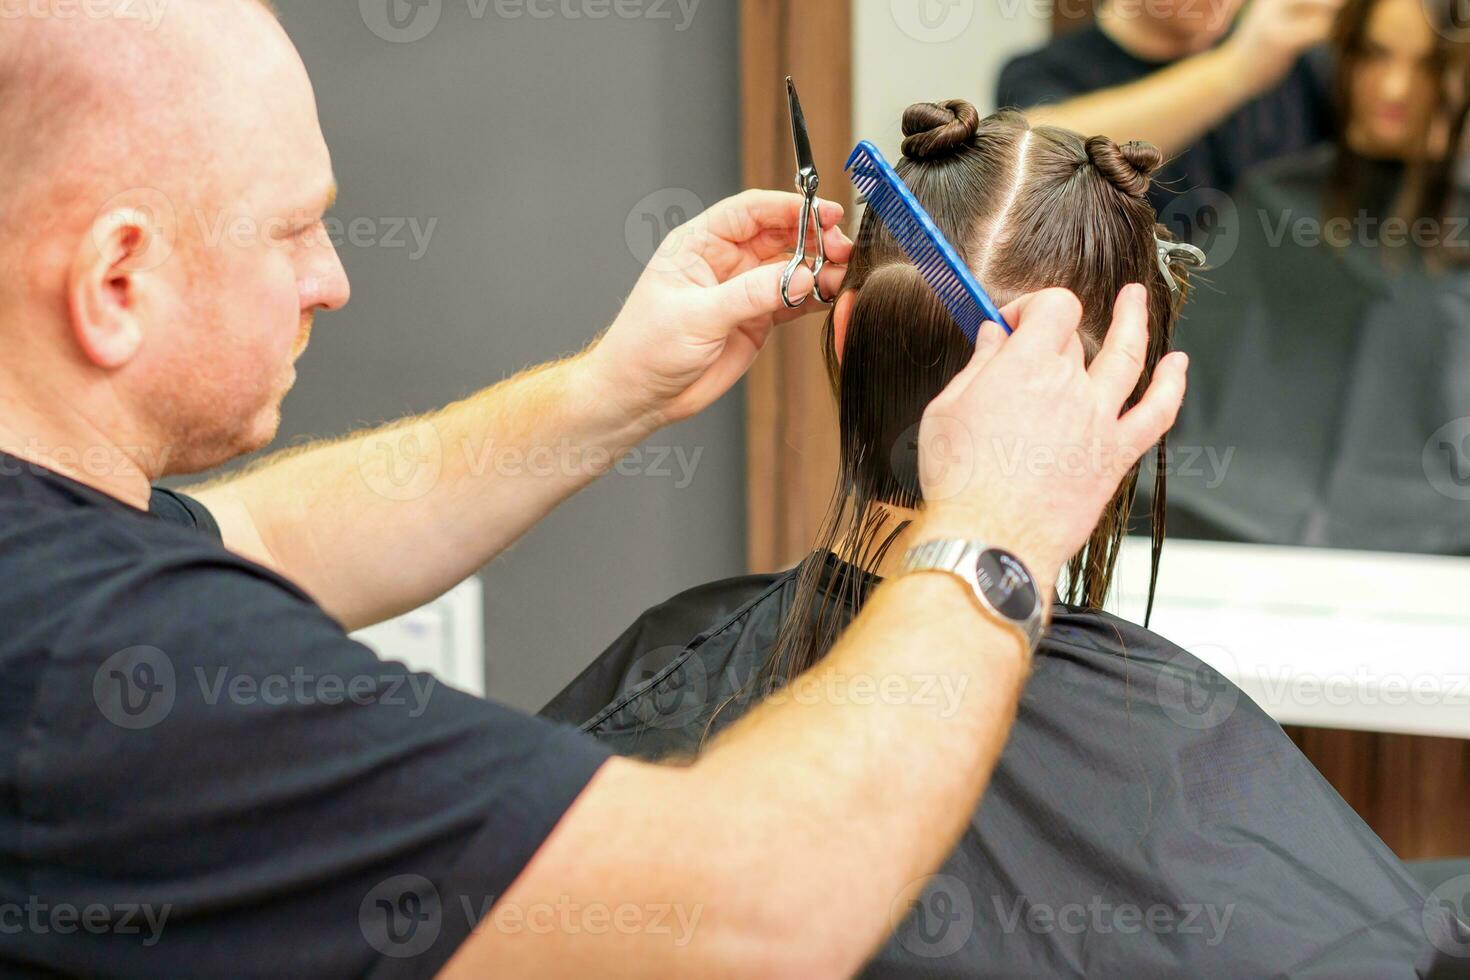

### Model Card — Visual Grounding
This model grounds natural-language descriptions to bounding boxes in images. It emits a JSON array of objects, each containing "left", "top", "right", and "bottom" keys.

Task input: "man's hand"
[
  {"left": 585, "top": 189, "right": 851, "bottom": 426},
  {"left": 915, "top": 285, "right": 1189, "bottom": 589},
  {"left": 1227, "top": 0, "right": 1345, "bottom": 91}
]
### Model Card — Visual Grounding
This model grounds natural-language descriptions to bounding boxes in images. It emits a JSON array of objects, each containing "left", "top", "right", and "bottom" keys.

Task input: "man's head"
[
  {"left": 0, "top": 0, "right": 349, "bottom": 479},
  {"left": 1103, "top": 0, "right": 1247, "bottom": 53}
]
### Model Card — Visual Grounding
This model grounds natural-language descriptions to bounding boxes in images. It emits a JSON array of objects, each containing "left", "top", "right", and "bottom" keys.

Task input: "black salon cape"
[
  {"left": 1165, "top": 145, "right": 1470, "bottom": 552},
  {"left": 543, "top": 553, "right": 1470, "bottom": 977}
]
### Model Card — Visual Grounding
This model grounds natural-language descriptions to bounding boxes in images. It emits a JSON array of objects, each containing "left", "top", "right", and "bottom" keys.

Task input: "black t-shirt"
[
  {"left": 0, "top": 452, "right": 610, "bottom": 978},
  {"left": 544, "top": 553, "right": 1470, "bottom": 977},
  {"left": 997, "top": 25, "right": 1334, "bottom": 236}
]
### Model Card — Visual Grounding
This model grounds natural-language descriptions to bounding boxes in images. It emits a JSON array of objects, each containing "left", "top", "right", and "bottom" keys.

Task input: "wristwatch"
[{"left": 899, "top": 539, "right": 1046, "bottom": 655}]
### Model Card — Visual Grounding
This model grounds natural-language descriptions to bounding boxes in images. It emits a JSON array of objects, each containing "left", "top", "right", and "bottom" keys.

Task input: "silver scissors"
[{"left": 780, "top": 76, "right": 835, "bottom": 309}]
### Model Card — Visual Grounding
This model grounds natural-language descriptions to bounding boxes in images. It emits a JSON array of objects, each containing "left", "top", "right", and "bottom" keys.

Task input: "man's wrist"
[
  {"left": 911, "top": 507, "right": 1059, "bottom": 618},
  {"left": 566, "top": 349, "right": 667, "bottom": 444},
  {"left": 1217, "top": 34, "right": 1283, "bottom": 97}
]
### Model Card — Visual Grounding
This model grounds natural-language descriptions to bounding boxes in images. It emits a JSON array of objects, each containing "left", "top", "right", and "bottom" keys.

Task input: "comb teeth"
[{"left": 844, "top": 142, "right": 1011, "bottom": 342}]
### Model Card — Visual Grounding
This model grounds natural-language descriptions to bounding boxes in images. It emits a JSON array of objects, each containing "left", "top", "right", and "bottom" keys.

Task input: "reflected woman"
[
  {"left": 1166, "top": 0, "right": 1470, "bottom": 551},
  {"left": 544, "top": 102, "right": 1466, "bottom": 974}
]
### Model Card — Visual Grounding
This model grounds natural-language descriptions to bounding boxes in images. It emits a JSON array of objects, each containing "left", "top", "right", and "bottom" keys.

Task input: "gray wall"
[{"left": 271, "top": 1, "right": 745, "bottom": 710}]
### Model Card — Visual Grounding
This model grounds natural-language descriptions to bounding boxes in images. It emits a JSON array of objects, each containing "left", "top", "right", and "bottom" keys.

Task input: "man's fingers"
[
  {"left": 1088, "top": 283, "right": 1151, "bottom": 412},
  {"left": 709, "top": 260, "right": 803, "bottom": 327},
  {"left": 745, "top": 222, "right": 854, "bottom": 266},
  {"left": 703, "top": 190, "right": 847, "bottom": 247},
  {"left": 996, "top": 288, "right": 1085, "bottom": 357},
  {"left": 944, "top": 319, "right": 1009, "bottom": 395},
  {"left": 1116, "top": 350, "right": 1189, "bottom": 457}
]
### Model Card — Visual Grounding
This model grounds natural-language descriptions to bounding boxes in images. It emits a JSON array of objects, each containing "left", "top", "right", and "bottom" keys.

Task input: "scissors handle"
[{"left": 780, "top": 187, "right": 832, "bottom": 309}]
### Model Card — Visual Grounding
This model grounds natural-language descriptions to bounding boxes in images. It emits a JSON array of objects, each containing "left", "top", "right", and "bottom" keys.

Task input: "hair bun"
[
  {"left": 1085, "top": 136, "right": 1163, "bottom": 197},
  {"left": 901, "top": 100, "right": 981, "bottom": 161}
]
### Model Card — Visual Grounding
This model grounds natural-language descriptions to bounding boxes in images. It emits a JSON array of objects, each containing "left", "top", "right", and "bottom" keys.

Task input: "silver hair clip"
[{"left": 1155, "top": 237, "right": 1206, "bottom": 298}]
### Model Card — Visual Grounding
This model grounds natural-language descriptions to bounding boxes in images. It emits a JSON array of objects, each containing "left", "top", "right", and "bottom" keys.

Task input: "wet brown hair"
[
  {"left": 1328, "top": 0, "right": 1470, "bottom": 253},
  {"left": 764, "top": 103, "right": 1193, "bottom": 688}
]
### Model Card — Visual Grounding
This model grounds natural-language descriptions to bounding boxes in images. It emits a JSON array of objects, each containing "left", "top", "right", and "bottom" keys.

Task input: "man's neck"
[
  {"left": 0, "top": 399, "right": 156, "bottom": 511},
  {"left": 1097, "top": 6, "right": 1195, "bottom": 62}
]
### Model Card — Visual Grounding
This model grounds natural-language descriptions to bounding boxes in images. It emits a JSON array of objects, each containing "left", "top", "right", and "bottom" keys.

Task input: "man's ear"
[
  {"left": 833, "top": 289, "right": 856, "bottom": 365},
  {"left": 68, "top": 202, "right": 174, "bottom": 369}
]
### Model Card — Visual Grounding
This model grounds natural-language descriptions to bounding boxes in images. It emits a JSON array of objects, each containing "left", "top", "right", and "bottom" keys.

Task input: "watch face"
[{"left": 974, "top": 549, "right": 1040, "bottom": 621}]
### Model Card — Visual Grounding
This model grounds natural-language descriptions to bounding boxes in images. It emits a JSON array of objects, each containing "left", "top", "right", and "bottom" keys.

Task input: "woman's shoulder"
[
  {"left": 1235, "top": 142, "right": 1336, "bottom": 205},
  {"left": 539, "top": 566, "right": 798, "bottom": 729}
]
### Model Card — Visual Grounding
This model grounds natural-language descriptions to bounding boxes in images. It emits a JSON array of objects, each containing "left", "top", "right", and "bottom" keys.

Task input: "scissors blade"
[{"left": 786, "top": 76, "right": 816, "bottom": 177}]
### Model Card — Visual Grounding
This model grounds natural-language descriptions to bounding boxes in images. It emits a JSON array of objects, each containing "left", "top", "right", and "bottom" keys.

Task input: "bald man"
[{"left": 0, "top": 2, "right": 1189, "bottom": 976}]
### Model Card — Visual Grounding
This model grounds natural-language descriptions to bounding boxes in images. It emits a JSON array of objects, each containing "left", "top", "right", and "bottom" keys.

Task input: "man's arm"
[
  {"left": 443, "top": 287, "right": 1191, "bottom": 977},
  {"left": 192, "top": 192, "right": 851, "bottom": 631},
  {"left": 1024, "top": 0, "right": 1342, "bottom": 156}
]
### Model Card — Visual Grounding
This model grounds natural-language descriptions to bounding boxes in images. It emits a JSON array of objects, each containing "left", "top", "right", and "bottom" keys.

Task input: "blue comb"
[{"left": 844, "top": 140, "right": 1012, "bottom": 342}]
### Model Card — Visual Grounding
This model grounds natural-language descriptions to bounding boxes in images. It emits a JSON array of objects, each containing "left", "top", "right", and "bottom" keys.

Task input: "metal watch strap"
[{"left": 900, "top": 539, "right": 1045, "bottom": 654}]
